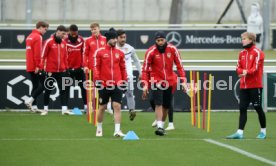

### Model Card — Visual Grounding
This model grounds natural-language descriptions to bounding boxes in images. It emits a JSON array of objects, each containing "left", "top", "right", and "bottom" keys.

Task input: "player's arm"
[
  {"left": 236, "top": 52, "right": 244, "bottom": 76},
  {"left": 247, "top": 51, "right": 263, "bottom": 75},
  {"left": 131, "top": 49, "right": 142, "bottom": 76},
  {"left": 33, "top": 36, "right": 43, "bottom": 73}
]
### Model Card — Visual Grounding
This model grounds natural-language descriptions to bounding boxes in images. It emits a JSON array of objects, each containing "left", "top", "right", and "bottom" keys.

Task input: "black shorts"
[
  {"left": 98, "top": 86, "right": 123, "bottom": 105},
  {"left": 239, "top": 88, "right": 262, "bottom": 108},
  {"left": 150, "top": 85, "right": 173, "bottom": 109}
]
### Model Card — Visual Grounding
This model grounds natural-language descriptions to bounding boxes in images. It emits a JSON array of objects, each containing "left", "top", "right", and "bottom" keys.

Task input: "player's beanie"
[
  {"left": 155, "top": 31, "right": 166, "bottom": 39},
  {"left": 105, "top": 27, "right": 117, "bottom": 41}
]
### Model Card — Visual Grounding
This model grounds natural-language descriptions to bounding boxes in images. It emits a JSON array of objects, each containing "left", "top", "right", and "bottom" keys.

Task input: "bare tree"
[{"left": 169, "top": 0, "right": 184, "bottom": 24}]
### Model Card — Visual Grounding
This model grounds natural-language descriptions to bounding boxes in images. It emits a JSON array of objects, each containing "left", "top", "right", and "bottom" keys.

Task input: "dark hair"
[
  {"left": 105, "top": 27, "right": 117, "bottom": 41},
  {"left": 69, "top": 24, "right": 78, "bottom": 31},
  {"left": 117, "top": 29, "right": 126, "bottom": 36},
  {"left": 56, "top": 25, "right": 67, "bottom": 32},
  {"left": 36, "top": 21, "right": 49, "bottom": 29}
]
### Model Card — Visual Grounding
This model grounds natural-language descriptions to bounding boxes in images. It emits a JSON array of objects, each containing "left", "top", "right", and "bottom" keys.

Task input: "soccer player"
[
  {"left": 226, "top": 32, "right": 266, "bottom": 139},
  {"left": 24, "top": 21, "right": 49, "bottom": 113},
  {"left": 142, "top": 31, "right": 187, "bottom": 136},
  {"left": 116, "top": 29, "right": 142, "bottom": 121},
  {"left": 93, "top": 28, "right": 127, "bottom": 137},
  {"left": 64, "top": 24, "right": 87, "bottom": 112},
  {"left": 40, "top": 25, "right": 73, "bottom": 116},
  {"left": 83, "top": 22, "right": 106, "bottom": 73}
]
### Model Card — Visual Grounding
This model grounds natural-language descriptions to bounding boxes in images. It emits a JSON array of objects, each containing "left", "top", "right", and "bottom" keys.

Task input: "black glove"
[
  {"left": 66, "top": 69, "right": 72, "bottom": 76},
  {"left": 37, "top": 70, "right": 46, "bottom": 80}
]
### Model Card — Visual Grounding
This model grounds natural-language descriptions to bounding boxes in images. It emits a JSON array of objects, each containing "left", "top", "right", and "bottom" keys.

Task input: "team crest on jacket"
[
  {"left": 101, "top": 41, "right": 105, "bottom": 46},
  {"left": 17, "top": 35, "right": 25, "bottom": 44},
  {"left": 167, "top": 53, "right": 171, "bottom": 58},
  {"left": 61, "top": 44, "right": 65, "bottom": 48},
  {"left": 115, "top": 53, "right": 119, "bottom": 58},
  {"left": 250, "top": 54, "right": 253, "bottom": 60},
  {"left": 91, "top": 41, "right": 95, "bottom": 45}
]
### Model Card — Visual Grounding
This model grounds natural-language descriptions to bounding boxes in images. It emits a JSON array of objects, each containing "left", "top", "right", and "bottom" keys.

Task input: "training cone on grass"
[
  {"left": 72, "top": 107, "right": 82, "bottom": 115},
  {"left": 123, "top": 131, "right": 139, "bottom": 140}
]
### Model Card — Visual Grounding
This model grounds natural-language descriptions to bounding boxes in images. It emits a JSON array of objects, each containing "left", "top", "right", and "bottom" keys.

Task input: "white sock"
[
  {"left": 115, "top": 123, "right": 120, "bottom": 132},
  {"left": 237, "top": 129, "right": 243, "bottom": 135},
  {"left": 44, "top": 106, "right": 48, "bottom": 111},
  {"left": 32, "top": 105, "right": 38, "bottom": 109},
  {"left": 97, "top": 123, "right": 103, "bottom": 130},
  {"left": 107, "top": 102, "right": 112, "bottom": 111},
  {"left": 261, "top": 128, "right": 266, "bottom": 134},
  {"left": 84, "top": 105, "right": 87, "bottom": 110},
  {"left": 168, "top": 122, "right": 174, "bottom": 127},
  {"left": 157, "top": 121, "right": 162, "bottom": 129},
  {"left": 161, "top": 121, "right": 165, "bottom": 128},
  {"left": 62, "top": 106, "right": 68, "bottom": 111}
]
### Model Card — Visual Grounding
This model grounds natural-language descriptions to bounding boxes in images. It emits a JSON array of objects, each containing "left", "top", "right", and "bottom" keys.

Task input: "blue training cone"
[
  {"left": 123, "top": 131, "right": 139, "bottom": 140},
  {"left": 72, "top": 107, "right": 82, "bottom": 115}
]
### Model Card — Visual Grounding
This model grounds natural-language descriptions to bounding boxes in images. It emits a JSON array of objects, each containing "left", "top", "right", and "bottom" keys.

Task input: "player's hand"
[
  {"left": 181, "top": 83, "right": 188, "bottom": 93},
  {"left": 83, "top": 67, "right": 89, "bottom": 73},
  {"left": 34, "top": 67, "right": 40, "bottom": 74},
  {"left": 142, "top": 87, "right": 148, "bottom": 100},
  {"left": 242, "top": 70, "right": 247, "bottom": 75}
]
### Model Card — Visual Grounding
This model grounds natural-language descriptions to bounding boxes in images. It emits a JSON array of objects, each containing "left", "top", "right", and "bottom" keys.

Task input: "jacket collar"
[{"left": 32, "top": 29, "right": 42, "bottom": 35}]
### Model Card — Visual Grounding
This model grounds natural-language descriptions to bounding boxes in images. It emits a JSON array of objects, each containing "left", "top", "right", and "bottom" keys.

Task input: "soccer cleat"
[
  {"left": 256, "top": 132, "right": 266, "bottom": 139},
  {"left": 165, "top": 125, "right": 175, "bottom": 131},
  {"left": 113, "top": 130, "right": 126, "bottom": 137},
  {"left": 129, "top": 109, "right": 136, "bottom": 121},
  {"left": 40, "top": 110, "right": 48, "bottom": 116},
  {"left": 155, "top": 128, "right": 165, "bottom": 136},
  {"left": 96, "top": 129, "right": 103, "bottom": 137},
  {"left": 152, "top": 120, "right": 157, "bottom": 127},
  {"left": 32, "top": 108, "right": 43, "bottom": 113},
  {"left": 62, "top": 110, "right": 75, "bottom": 115},
  {"left": 226, "top": 132, "right": 243, "bottom": 139}
]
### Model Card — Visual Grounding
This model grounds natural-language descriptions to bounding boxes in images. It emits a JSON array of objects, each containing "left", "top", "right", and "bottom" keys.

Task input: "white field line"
[{"left": 204, "top": 139, "right": 276, "bottom": 166}]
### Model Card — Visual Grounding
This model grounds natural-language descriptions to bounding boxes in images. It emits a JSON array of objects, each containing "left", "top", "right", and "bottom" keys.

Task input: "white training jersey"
[
  {"left": 117, "top": 43, "right": 141, "bottom": 78},
  {"left": 247, "top": 3, "right": 263, "bottom": 34}
]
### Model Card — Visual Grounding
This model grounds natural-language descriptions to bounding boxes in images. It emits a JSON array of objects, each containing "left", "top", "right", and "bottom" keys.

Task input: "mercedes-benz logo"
[{"left": 166, "top": 31, "right": 182, "bottom": 47}]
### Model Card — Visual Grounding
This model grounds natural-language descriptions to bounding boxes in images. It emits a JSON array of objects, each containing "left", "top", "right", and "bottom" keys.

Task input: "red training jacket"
[
  {"left": 25, "top": 29, "right": 43, "bottom": 72},
  {"left": 64, "top": 35, "right": 84, "bottom": 69},
  {"left": 142, "top": 43, "right": 186, "bottom": 89},
  {"left": 41, "top": 35, "right": 68, "bottom": 72},
  {"left": 93, "top": 45, "right": 127, "bottom": 87},
  {"left": 236, "top": 45, "right": 264, "bottom": 89},
  {"left": 83, "top": 34, "right": 106, "bottom": 70}
]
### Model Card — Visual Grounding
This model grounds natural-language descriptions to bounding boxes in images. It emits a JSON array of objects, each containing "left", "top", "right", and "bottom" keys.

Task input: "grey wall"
[{"left": 1, "top": 0, "right": 275, "bottom": 23}]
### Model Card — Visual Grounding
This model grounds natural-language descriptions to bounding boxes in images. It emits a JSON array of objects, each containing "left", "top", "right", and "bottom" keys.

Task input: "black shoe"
[
  {"left": 129, "top": 109, "right": 136, "bottom": 121},
  {"left": 155, "top": 128, "right": 165, "bottom": 136}
]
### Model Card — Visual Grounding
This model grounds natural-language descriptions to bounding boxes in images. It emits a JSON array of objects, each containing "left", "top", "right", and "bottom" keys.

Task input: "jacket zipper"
[
  {"left": 244, "top": 50, "right": 248, "bottom": 89},
  {"left": 162, "top": 53, "right": 167, "bottom": 80},
  {"left": 111, "top": 48, "right": 114, "bottom": 82},
  {"left": 58, "top": 44, "right": 60, "bottom": 72}
]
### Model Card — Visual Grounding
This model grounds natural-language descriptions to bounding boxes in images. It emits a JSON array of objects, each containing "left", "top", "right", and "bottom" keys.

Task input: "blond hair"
[
  {"left": 241, "top": 32, "right": 256, "bottom": 45},
  {"left": 90, "top": 22, "right": 100, "bottom": 29}
]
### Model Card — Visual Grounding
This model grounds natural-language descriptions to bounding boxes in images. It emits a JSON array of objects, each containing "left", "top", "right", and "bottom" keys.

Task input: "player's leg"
[
  {"left": 152, "top": 85, "right": 165, "bottom": 136},
  {"left": 226, "top": 89, "right": 250, "bottom": 139},
  {"left": 111, "top": 87, "right": 125, "bottom": 137},
  {"left": 57, "top": 72, "right": 73, "bottom": 115},
  {"left": 250, "top": 88, "right": 266, "bottom": 139},
  {"left": 96, "top": 87, "right": 109, "bottom": 137}
]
